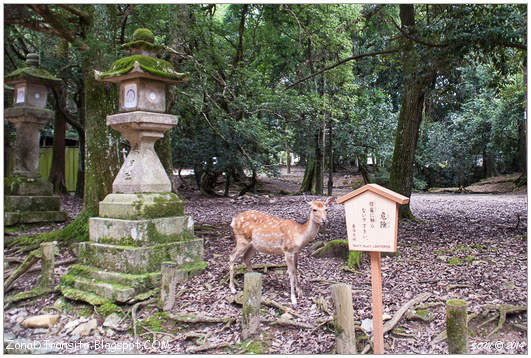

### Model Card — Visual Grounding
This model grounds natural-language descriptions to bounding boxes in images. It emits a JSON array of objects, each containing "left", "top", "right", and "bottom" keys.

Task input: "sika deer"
[{"left": 229, "top": 197, "right": 335, "bottom": 306}]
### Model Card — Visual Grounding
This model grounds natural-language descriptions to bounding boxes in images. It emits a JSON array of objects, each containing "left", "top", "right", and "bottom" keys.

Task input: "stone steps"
[
  {"left": 68, "top": 264, "right": 160, "bottom": 291},
  {"left": 60, "top": 261, "right": 206, "bottom": 305},
  {"left": 69, "top": 276, "right": 136, "bottom": 303},
  {"left": 59, "top": 286, "right": 110, "bottom": 306}
]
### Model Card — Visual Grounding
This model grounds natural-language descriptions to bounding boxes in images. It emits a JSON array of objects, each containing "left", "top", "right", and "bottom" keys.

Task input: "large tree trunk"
[
  {"left": 155, "top": 132, "right": 173, "bottom": 179},
  {"left": 389, "top": 4, "right": 434, "bottom": 218},
  {"left": 49, "top": 110, "right": 67, "bottom": 193},
  {"left": 82, "top": 7, "right": 121, "bottom": 214}
]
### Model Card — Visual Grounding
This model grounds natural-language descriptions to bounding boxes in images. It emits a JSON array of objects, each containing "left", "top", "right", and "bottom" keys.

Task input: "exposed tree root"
[
  {"left": 222, "top": 263, "right": 288, "bottom": 284},
  {"left": 4, "top": 248, "right": 41, "bottom": 292},
  {"left": 167, "top": 313, "right": 235, "bottom": 326},
  {"left": 4, "top": 287, "right": 56, "bottom": 308},
  {"left": 265, "top": 318, "right": 315, "bottom": 329},
  {"left": 186, "top": 342, "right": 230, "bottom": 353},
  {"left": 482, "top": 304, "right": 527, "bottom": 338},
  {"left": 361, "top": 292, "right": 430, "bottom": 354},
  {"left": 132, "top": 297, "right": 157, "bottom": 339}
]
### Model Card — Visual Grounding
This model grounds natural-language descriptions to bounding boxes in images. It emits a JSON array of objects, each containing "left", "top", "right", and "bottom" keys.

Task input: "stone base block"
[
  {"left": 59, "top": 262, "right": 206, "bottom": 305},
  {"left": 5, "top": 195, "right": 61, "bottom": 212},
  {"left": 78, "top": 239, "right": 204, "bottom": 274},
  {"left": 4, "top": 176, "right": 53, "bottom": 196},
  {"left": 5, "top": 210, "right": 67, "bottom": 226},
  {"left": 89, "top": 216, "right": 194, "bottom": 246},
  {"left": 99, "top": 193, "right": 184, "bottom": 220}
]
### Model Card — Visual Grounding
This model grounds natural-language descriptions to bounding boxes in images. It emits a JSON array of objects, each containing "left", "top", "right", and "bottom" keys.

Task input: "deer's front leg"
[
  {"left": 285, "top": 252, "right": 298, "bottom": 307},
  {"left": 229, "top": 239, "right": 251, "bottom": 294}
]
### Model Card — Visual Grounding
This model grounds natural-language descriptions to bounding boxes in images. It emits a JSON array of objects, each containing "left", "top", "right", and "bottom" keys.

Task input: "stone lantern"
[
  {"left": 59, "top": 29, "right": 205, "bottom": 305},
  {"left": 4, "top": 53, "right": 67, "bottom": 226}
]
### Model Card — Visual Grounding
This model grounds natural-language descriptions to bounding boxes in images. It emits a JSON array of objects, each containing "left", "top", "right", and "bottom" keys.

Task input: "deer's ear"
[
  {"left": 326, "top": 197, "right": 336, "bottom": 206},
  {"left": 307, "top": 201, "right": 313, "bottom": 206}
]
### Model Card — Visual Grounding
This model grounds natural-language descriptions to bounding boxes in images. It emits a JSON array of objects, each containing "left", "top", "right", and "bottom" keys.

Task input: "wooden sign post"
[{"left": 337, "top": 184, "right": 409, "bottom": 354}]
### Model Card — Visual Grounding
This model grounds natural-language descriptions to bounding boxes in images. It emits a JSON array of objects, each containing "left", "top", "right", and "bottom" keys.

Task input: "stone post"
[
  {"left": 39, "top": 242, "right": 56, "bottom": 289},
  {"left": 160, "top": 262, "right": 178, "bottom": 311},
  {"left": 446, "top": 299, "right": 468, "bottom": 354},
  {"left": 331, "top": 283, "right": 357, "bottom": 354},
  {"left": 241, "top": 272, "right": 262, "bottom": 340}
]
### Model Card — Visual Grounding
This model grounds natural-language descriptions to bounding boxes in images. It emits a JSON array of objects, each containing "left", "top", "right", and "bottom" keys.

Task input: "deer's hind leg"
[{"left": 229, "top": 235, "right": 252, "bottom": 294}]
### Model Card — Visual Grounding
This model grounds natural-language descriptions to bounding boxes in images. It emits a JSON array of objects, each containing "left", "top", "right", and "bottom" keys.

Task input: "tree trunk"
[
  {"left": 300, "top": 131, "right": 323, "bottom": 194},
  {"left": 155, "top": 132, "right": 173, "bottom": 179},
  {"left": 82, "top": 12, "right": 121, "bottom": 214},
  {"left": 327, "top": 115, "right": 333, "bottom": 196},
  {"left": 75, "top": 130, "right": 85, "bottom": 198},
  {"left": 49, "top": 109, "right": 67, "bottom": 193},
  {"left": 389, "top": 4, "right": 434, "bottom": 218},
  {"left": 200, "top": 171, "right": 219, "bottom": 196}
]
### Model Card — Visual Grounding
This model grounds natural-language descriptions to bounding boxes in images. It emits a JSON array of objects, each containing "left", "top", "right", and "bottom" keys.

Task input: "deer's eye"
[{"left": 313, "top": 209, "right": 317, "bottom": 212}]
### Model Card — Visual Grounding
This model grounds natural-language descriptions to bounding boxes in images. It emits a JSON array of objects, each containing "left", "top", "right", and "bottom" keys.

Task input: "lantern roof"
[
  {"left": 94, "top": 28, "right": 188, "bottom": 84},
  {"left": 336, "top": 183, "right": 410, "bottom": 205},
  {"left": 5, "top": 53, "right": 61, "bottom": 87}
]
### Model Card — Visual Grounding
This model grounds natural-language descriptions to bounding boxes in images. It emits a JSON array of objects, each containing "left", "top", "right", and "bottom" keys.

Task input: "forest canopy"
[{"left": 4, "top": 4, "right": 527, "bottom": 213}]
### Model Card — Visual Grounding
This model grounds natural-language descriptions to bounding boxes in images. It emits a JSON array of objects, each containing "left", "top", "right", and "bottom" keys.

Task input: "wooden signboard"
[{"left": 337, "top": 184, "right": 409, "bottom": 354}]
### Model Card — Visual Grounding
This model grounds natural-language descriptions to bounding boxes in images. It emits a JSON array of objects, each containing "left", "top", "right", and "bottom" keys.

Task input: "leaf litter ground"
[{"left": 3, "top": 177, "right": 527, "bottom": 354}]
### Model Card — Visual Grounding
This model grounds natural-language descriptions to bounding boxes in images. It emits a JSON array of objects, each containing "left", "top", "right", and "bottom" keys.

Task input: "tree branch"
[
  {"left": 29, "top": 5, "right": 89, "bottom": 51},
  {"left": 389, "top": 15, "right": 447, "bottom": 48},
  {"left": 286, "top": 48, "right": 400, "bottom": 89},
  {"left": 57, "top": 5, "right": 91, "bottom": 24}
]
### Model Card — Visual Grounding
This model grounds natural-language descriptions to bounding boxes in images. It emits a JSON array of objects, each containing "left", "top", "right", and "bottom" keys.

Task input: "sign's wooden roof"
[{"left": 336, "top": 183, "right": 409, "bottom": 205}]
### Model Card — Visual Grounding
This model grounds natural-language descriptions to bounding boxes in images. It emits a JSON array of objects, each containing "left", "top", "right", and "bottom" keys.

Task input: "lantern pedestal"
[
  {"left": 107, "top": 111, "right": 176, "bottom": 193},
  {"left": 4, "top": 107, "right": 67, "bottom": 226}
]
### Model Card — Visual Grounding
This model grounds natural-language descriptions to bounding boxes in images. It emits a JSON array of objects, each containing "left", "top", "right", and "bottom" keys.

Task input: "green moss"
[
  {"left": 314, "top": 240, "right": 349, "bottom": 259},
  {"left": 133, "top": 28, "right": 154, "bottom": 42},
  {"left": 239, "top": 338, "right": 265, "bottom": 354},
  {"left": 138, "top": 312, "right": 169, "bottom": 333},
  {"left": 448, "top": 257, "right": 462, "bottom": 266},
  {"left": 143, "top": 193, "right": 185, "bottom": 218},
  {"left": 347, "top": 250, "right": 363, "bottom": 269},
  {"left": 6, "top": 210, "right": 90, "bottom": 251},
  {"left": 415, "top": 309, "right": 429, "bottom": 318},
  {"left": 97, "top": 236, "right": 139, "bottom": 247},
  {"left": 447, "top": 299, "right": 467, "bottom": 307},
  {"left": 178, "top": 260, "right": 207, "bottom": 272},
  {"left": 59, "top": 286, "right": 110, "bottom": 306},
  {"left": 97, "top": 55, "right": 188, "bottom": 81},
  {"left": 465, "top": 255, "right": 474, "bottom": 263},
  {"left": 96, "top": 302, "right": 120, "bottom": 317},
  {"left": 78, "top": 306, "right": 94, "bottom": 317},
  {"left": 5, "top": 66, "right": 61, "bottom": 84}
]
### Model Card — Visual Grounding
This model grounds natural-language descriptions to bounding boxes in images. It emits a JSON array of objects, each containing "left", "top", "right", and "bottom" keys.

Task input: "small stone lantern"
[{"left": 4, "top": 53, "right": 67, "bottom": 225}]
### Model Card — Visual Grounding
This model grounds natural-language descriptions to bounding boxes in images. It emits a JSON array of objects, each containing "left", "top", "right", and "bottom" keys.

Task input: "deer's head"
[{"left": 308, "top": 197, "right": 335, "bottom": 225}]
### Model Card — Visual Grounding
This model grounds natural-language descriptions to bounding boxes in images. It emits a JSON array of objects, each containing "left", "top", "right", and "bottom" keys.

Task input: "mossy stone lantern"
[
  {"left": 4, "top": 53, "right": 67, "bottom": 226},
  {"left": 4, "top": 53, "right": 61, "bottom": 178},
  {"left": 58, "top": 29, "right": 204, "bottom": 305},
  {"left": 95, "top": 28, "right": 188, "bottom": 194}
]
